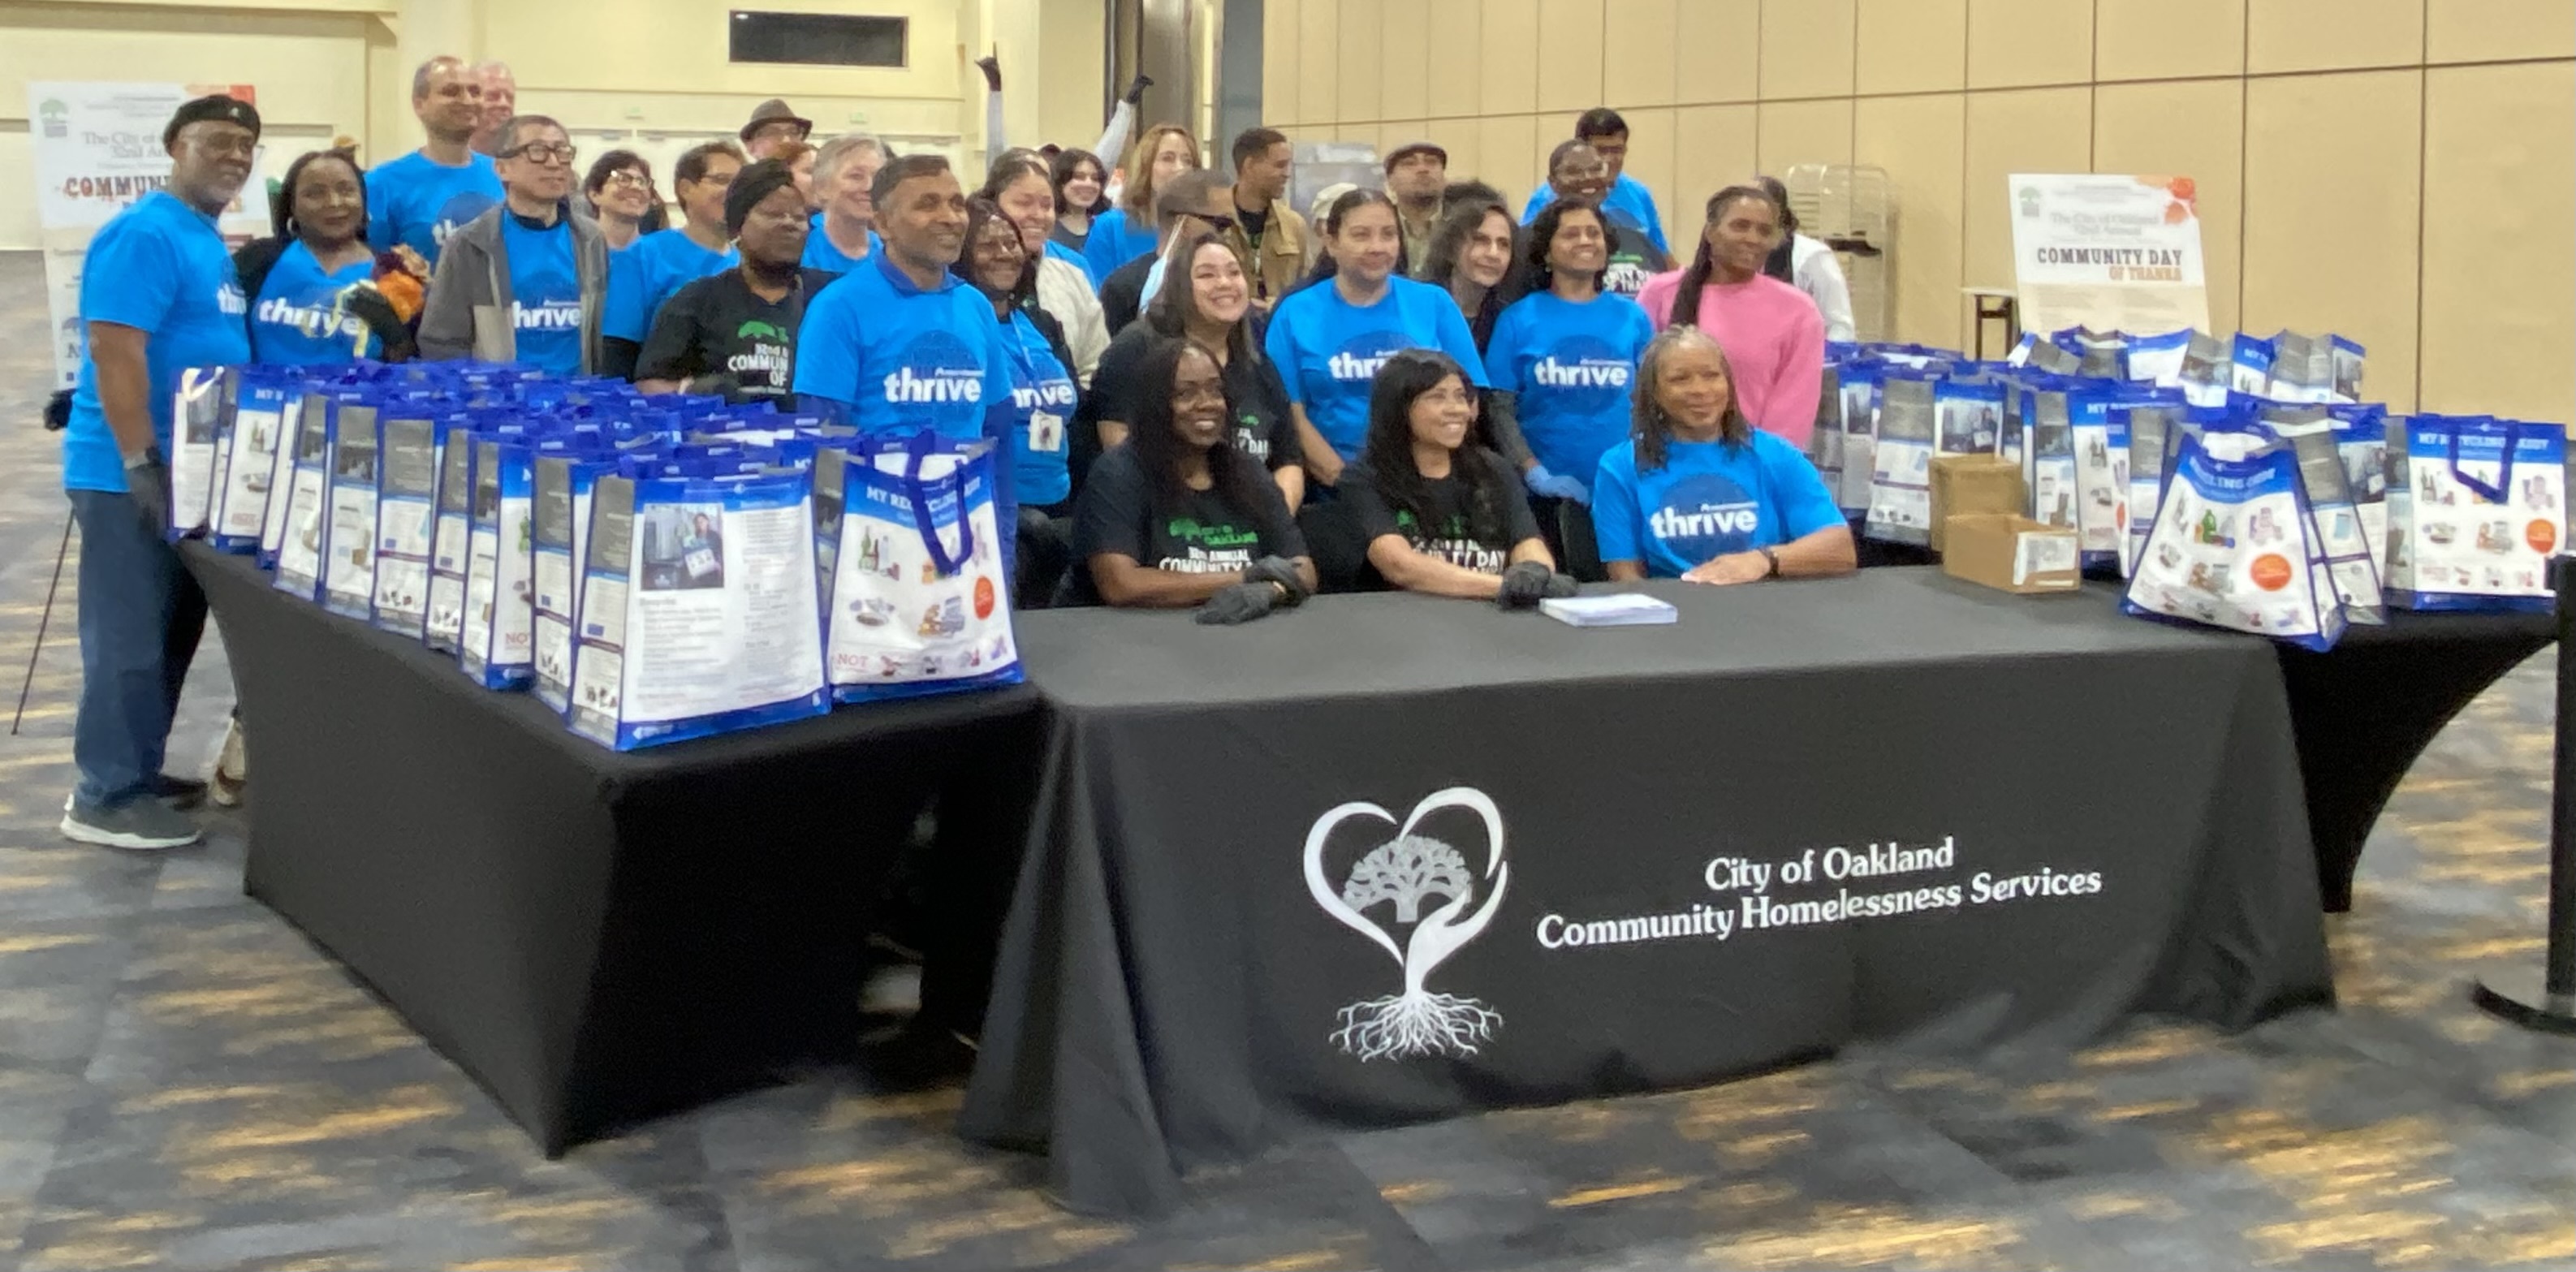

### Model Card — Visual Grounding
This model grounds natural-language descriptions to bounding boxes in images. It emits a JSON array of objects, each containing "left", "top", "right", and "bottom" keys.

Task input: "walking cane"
[{"left": 11, "top": 514, "right": 74, "bottom": 736}]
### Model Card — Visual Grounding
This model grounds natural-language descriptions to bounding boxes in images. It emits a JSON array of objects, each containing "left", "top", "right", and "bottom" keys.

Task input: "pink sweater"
[{"left": 1634, "top": 271, "right": 1826, "bottom": 447}]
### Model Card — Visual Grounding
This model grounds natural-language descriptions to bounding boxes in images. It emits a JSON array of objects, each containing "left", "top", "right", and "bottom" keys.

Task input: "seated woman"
[
  {"left": 1090, "top": 231, "right": 1304, "bottom": 509},
  {"left": 951, "top": 197, "right": 1081, "bottom": 606},
  {"left": 1593, "top": 326, "right": 1855, "bottom": 584},
  {"left": 1344, "top": 351, "right": 1573, "bottom": 607},
  {"left": 1067, "top": 336, "right": 1318, "bottom": 623}
]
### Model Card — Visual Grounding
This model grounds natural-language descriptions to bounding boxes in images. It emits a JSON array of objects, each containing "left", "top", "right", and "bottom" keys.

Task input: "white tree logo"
[{"left": 1305, "top": 788, "right": 1508, "bottom": 1062}]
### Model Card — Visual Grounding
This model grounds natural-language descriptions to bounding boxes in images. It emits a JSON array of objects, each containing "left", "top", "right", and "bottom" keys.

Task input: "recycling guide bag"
[
  {"left": 2122, "top": 399, "right": 2179, "bottom": 576},
  {"left": 2242, "top": 398, "right": 2386, "bottom": 625},
  {"left": 2331, "top": 403, "right": 2390, "bottom": 558},
  {"left": 424, "top": 429, "right": 479, "bottom": 653},
  {"left": 1934, "top": 375, "right": 2004, "bottom": 459},
  {"left": 1834, "top": 361, "right": 1879, "bottom": 515},
  {"left": 2123, "top": 329, "right": 2191, "bottom": 386},
  {"left": 1865, "top": 373, "right": 1936, "bottom": 544},
  {"left": 813, "top": 436, "right": 1024, "bottom": 703},
  {"left": 167, "top": 366, "right": 227, "bottom": 541},
  {"left": 567, "top": 470, "right": 829, "bottom": 750},
  {"left": 1807, "top": 364, "right": 1844, "bottom": 499},
  {"left": 460, "top": 434, "right": 537, "bottom": 689},
  {"left": 370, "top": 409, "right": 447, "bottom": 637},
  {"left": 533, "top": 451, "right": 617, "bottom": 713},
  {"left": 2385, "top": 415, "right": 2567, "bottom": 613},
  {"left": 2125, "top": 431, "right": 2343, "bottom": 652},
  {"left": 2069, "top": 388, "right": 2129, "bottom": 568},
  {"left": 318, "top": 398, "right": 381, "bottom": 620},
  {"left": 214, "top": 369, "right": 289, "bottom": 551}
]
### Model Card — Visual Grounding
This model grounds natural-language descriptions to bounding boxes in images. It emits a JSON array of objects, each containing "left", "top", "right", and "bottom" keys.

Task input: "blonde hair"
[{"left": 1120, "top": 123, "right": 1201, "bottom": 214}]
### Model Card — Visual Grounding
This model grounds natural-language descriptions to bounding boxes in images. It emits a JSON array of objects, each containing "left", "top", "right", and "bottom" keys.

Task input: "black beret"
[
  {"left": 725, "top": 158, "right": 800, "bottom": 237},
  {"left": 163, "top": 94, "right": 261, "bottom": 149}
]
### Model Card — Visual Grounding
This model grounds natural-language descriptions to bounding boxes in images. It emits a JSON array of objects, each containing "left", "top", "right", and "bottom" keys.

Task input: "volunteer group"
[{"left": 56, "top": 58, "right": 1865, "bottom": 850}]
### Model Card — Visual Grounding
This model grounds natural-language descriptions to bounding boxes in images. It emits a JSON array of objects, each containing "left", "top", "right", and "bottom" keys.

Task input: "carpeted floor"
[{"left": 0, "top": 249, "right": 2566, "bottom": 1271}]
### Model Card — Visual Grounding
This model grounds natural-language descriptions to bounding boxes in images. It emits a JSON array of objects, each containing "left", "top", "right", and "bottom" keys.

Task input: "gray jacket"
[{"left": 418, "top": 202, "right": 609, "bottom": 371}]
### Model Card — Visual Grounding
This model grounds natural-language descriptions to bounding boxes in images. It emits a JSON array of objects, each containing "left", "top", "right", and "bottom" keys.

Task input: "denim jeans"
[{"left": 67, "top": 489, "right": 207, "bottom": 810}]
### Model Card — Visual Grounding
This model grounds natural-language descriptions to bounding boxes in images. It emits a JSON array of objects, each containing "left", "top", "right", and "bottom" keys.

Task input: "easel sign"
[{"left": 2007, "top": 174, "right": 2210, "bottom": 338}]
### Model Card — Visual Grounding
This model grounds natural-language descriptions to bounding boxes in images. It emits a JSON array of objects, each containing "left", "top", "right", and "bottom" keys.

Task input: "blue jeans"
[{"left": 68, "top": 489, "right": 207, "bottom": 810}]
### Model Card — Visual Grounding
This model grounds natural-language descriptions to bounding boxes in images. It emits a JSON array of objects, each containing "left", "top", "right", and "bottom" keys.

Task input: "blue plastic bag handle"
[
  {"left": 896, "top": 430, "right": 975, "bottom": 578},
  {"left": 2444, "top": 418, "right": 2524, "bottom": 505}
]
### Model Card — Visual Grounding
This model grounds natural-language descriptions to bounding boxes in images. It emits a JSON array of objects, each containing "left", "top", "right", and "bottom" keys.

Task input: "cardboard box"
[
  {"left": 1944, "top": 514, "right": 2083, "bottom": 594},
  {"left": 1929, "top": 455, "right": 2027, "bottom": 552}
]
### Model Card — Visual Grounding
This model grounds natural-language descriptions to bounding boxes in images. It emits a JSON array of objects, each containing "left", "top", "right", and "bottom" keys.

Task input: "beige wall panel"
[
  {"left": 1263, "top": 0, "right": 1300, "bottom": 126},
  {"left": 2427, "top": 0, "right": 2576, "bottom": 63},
  {"left": 2242, "top": 70, "right": 2422, "bottom": 409},
  {"left": 1966, "top": 0, "right": 2095, "bottom": 89},
  {"left": 1038, "top": 0, "right": 1107, "bottom": 151},
  {"left": 1673, "top": 103, "right": 1758, "bottom": 224},
  {"left": 1297, "top": 0, "right": 1338, "bottom": 130},
  {"left": 2094, "top": 0, "right": 2245, "bottom": 81},
  {"left": 1856, "top": 0, "right": 1967, "bottom": 97},
  {"left": 1602, "top": 0, "right": 1679, "bottom": 108},
  {"left": 1424, "top": 0, "right": 1483, "bottom": 119},
  {"left": 1961, "top": 86, "right": 2091, "bottom": 331},
  {"left": 1335, "top": 0, "right": 1383, "bottom": 124},
  {"left": 1758, "top": 0, "right": 1858, "bottom": 100},
  {"left": 1617, "top": 106, "right": 1680, "bottom": 230},
  {"left": 1477, "top": 113, "right": 1542, "bottom": 206},
  {"left": 1854, "top": 93, "right": 1968, "bottom": 350},
  {"left": 2246, "top": 0, "right": 2422, "bottom": 74},
  {"left": 2421, "top": 63, "right": 2576, "bottom": 421},
  {"left": 1757, "top": 98, "right": 1853, "bottom": 176},
  {"left": 1435, "top": 126, "right": 1482, "bottom": 189},
  {"left": 1675, "top": 0, "right": 1762, "bottom": 105},
  {"left": 2093, "top": 79, "right": 2245, "bottom": 338},
  {"left": 1480, "top": 0, "right": 1541, "bottom": 116},
  {"left": 1537, "top": 0, "right": 1607, "bottom": 114},
  {"left": 1379, "top": 0, "right": 1431, "bottom": 123}
]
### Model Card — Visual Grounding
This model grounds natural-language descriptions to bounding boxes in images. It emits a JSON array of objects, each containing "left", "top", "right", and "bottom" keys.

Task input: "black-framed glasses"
[{"left": 503, "top": 142, "right": 578, "bottom": 166}]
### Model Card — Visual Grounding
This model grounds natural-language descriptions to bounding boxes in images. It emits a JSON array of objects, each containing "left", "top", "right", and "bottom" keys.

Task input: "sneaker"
[
  {"left": 62, "top": 774, "right": 209, "bottom": 815},
  {"left": 60, "top": 798, "right": 202, "bottom": 851},
  {"left": 210, "top": 717, "right": 247, "bottom": 808}
]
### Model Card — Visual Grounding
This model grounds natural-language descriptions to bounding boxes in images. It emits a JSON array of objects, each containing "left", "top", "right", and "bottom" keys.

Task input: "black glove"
[
  {"left": 1495, "top": 560, "right": 1578, "bottom": 610},
  {"left": 339, "top": 287, "right": 419, "bottom": 363},
  {"left": 44, "top": 390, "right": 72, "bottom": 432},
  {"left": 976, "top": 54, "right": 1003, "bottom": 92},
  {"left": 1121, "top": 74, "right": 1154, "bottom": 106},
  {"left": 1243, "top": 554, "right": 1310, "bottom": 606},
  {"left": 126, "top": 453, "right": 172, "bottom": 539},
  {"left": 1195, "top": 580, "right": 1279, "bottom": 625},
  {"left": 684, "top": 371, "right": 745, "bottom": 400}
]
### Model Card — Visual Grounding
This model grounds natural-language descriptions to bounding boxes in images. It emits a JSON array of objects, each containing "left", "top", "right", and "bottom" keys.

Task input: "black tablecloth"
[
  {"left": 185, "top": 545, "right": 1043, "bottom": 1153},
  {"left": 961, "top": 570, "right": 2336, "bottom": 1217}
]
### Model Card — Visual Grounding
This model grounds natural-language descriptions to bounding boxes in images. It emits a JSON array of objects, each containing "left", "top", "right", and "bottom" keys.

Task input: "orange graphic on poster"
[{"left": 2249, "top": 554, "right": 2293, "bottom": 592}]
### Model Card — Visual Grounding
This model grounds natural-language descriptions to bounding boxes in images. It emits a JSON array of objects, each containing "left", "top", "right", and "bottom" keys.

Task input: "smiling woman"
[
  {"left": 1339, "top": 349, "right": 1566, "bottom": 604},
  {"left": 235, "top": 149, "right": 416, "bottom": 365}
]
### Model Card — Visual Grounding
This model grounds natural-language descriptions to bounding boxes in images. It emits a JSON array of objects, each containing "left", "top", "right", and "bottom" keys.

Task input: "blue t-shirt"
[
  {"left": 249, "top": 240, "right": 380, "bottom": 364},
  {"left": 366, "top": 150, "right": 502, "bottom": 268},
  {"left": 64, "top": 191, "right": 250, "bottom": 493},
  {"left": 789, "top": 252, "right": 1016, "bottom": 442},
  {"left": 501, "top": 216, "right": 585, "bottom": 375},
  {"left": 1080, "top": 207, "right": 1158, "bottom": 287},
  {"left": 1483, "top": 290, "right": 1653, "bottom": 485},
  {"left": 604, "top": 229, "right": 736, "bottom": 343},
  {"left": 800, "top": 213, "right": 881, "bottom": 274},
  {"left": 1262, "top": 274, "right": 1490, "bottom": 461},
  {"left": 1522, "top": 173, "right": 1670, "bottom": 256},
  {"left": 1002, "top": 311, "right": 1078, "bottom": 507},
  {"left": 1591, "top": 432, "right": 1840, "bottom": 578}
]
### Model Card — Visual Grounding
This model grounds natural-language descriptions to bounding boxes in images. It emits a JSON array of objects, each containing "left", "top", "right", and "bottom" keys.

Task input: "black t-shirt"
[
  {"left": 1340, "top": 447, "right": 1541, "bottom": 580},
  {"left": 1602, "top": 222, "right": 1672, "bottom": 300},
  {"left": 636, "top": 267, "right": 839, "bottom": 401},
  {"left": 1099, "top": 252, "right": 1155, "bottom": 338},
  {"left": 1064, "top": 445, "right": 1310, "bottom": 606},
  {"left": 1093, "top": 323, "right": 1300, "bottom": 471},
  {"left": 1237, "top": 200, "right": 1271, "bottom": 256}
]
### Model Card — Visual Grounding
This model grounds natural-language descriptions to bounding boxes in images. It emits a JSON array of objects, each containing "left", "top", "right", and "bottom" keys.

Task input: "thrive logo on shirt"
[
  {"left": 1327, "top": 334, "right": 1405, "bottom": 382},
  {"left": 1159, "top": 516, "right": 1260, "bottom": 572},
  {"left": 256, "top": 295, "right": 361, "bottom": 342},
  {"left": 882, "top": 330, "right": 988, "bottom": 405},
  {"left": 217, "top": 282, "right": 248, "bottom": 317},
  {"left": 1648, "top": 473, "right": 1763, "bottom": 559},
  {"left": 434, "top": 191, "right": 496, "bottom": 249},
  {"left": 513, "top": 298, "right": 585, "bottom": 330},
  {"left": 1013, "top": 377, "right": 1077, "bottom": 414},
  {"left": 1529, "top": 337, "right": 1634, "bottom": 414}
]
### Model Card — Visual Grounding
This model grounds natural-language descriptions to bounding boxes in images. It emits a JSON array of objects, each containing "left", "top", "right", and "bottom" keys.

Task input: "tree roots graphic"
[{"left": 1331, "top": 991, "right": 1502, "bottom": 1061}]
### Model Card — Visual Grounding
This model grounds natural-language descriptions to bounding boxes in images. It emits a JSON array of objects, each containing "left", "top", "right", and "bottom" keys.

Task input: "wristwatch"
[{"left": 1758, "top": 547, "right": 1781, "bottom": 579}]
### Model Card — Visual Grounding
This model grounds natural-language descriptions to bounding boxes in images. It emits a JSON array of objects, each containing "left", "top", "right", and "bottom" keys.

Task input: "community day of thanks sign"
[{"left": 2008, "top": 173, "right": 2210, "bottom": 337}]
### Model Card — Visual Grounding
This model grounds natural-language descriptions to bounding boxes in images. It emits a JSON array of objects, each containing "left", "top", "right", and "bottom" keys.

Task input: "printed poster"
[
  {"left": 27, "top": 81, "right": 266, "bottom": 387},
  {"left": 2007, "top": 174, "right": 2208, "bottom": 339}
]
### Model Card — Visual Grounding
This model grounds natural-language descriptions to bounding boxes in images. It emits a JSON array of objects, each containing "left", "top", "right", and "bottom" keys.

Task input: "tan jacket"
[{"left": 1229, "top": 197, "right": 1314, "bottom": 305}]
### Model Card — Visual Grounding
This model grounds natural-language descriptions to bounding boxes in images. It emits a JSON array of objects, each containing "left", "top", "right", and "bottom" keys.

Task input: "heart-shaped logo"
[{"left": 1304, "top": 787, "right": 1509, "bottom": 1061}]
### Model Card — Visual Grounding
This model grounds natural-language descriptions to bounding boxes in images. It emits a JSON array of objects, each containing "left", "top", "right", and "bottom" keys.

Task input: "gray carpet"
[{"left": 0, "top": 250, "right": 2567, "bottom": 1271}]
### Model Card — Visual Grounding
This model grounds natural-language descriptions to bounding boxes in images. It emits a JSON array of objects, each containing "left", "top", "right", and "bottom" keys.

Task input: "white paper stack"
[{"left": 1541, "top": 594, "right": 1679, "bottom": 627}]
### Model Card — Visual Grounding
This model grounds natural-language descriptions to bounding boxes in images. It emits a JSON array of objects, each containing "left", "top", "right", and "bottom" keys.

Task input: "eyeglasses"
[
  {"left": 503, "top": 143, "right": 578, "bottom": 166},
  {"left": 605, "top": 170, "right": 650, "bottom": 189}
]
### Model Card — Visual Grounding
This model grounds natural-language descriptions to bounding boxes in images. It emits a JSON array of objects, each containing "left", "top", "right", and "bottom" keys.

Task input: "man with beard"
[
  {"left": 368, "top": 56, "right": 503, "bottom": 268},
  {"left": 58, "top": 94, "right": 261, "bottom": 849}
]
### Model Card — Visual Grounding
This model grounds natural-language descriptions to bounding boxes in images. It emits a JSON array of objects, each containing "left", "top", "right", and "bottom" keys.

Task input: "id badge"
[{"left": 1030, "top": 410, "right": 1066, "bottom": 453}]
